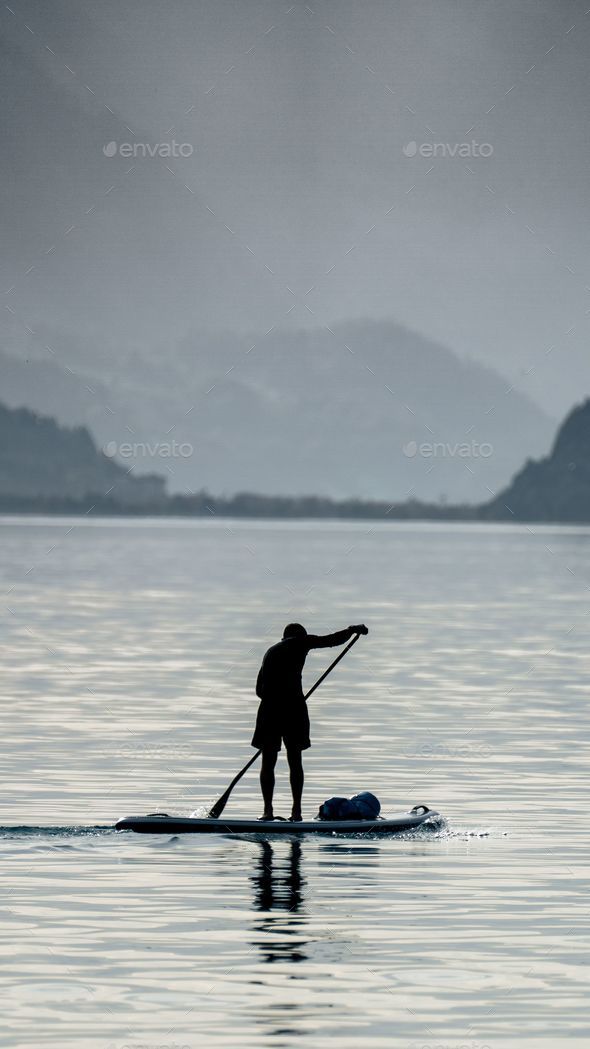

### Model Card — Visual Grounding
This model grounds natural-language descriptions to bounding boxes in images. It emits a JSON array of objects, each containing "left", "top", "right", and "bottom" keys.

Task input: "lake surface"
[{"left": 1, "top": 516, "right": 588, "bottom": 1049}]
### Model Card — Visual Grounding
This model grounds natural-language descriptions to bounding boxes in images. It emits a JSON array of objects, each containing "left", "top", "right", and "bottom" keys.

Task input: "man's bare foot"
[
  {"left": 289, "top": 809, "right": 302, "bottom": 822},
  {"left": 258, "top": 811, "right": 274, "bottom": 821}
]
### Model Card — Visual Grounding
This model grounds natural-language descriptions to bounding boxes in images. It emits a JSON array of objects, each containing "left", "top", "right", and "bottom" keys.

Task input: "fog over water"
[{"left": 2, "top": 0, "right": 589, "bottom": 418}]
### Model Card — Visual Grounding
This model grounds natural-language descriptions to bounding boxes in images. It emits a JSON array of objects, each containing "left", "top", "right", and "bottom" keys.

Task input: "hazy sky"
[{"left": 1, "top": 0, "right": 589, "bottom": 415}]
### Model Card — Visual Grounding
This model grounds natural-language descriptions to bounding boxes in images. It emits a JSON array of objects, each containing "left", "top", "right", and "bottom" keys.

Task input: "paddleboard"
[{"left": 115, "top": 805, "right": 438, "bottom": 835}]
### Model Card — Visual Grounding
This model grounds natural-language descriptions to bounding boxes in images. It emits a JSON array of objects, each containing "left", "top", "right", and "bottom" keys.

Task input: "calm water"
[{"left": 1, "top": 516, "right": 588, "bottom": 1049}]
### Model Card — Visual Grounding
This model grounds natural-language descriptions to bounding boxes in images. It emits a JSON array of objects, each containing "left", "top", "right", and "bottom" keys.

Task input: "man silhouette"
[{"left": 252, "top": 622, "right": 368, "bottom": 821}]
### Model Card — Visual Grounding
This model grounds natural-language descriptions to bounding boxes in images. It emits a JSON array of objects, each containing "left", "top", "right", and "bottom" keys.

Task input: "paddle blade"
[
  {"left": 208, "top": 790, "right": 230, "bottom": 819},
  {"left": 208, "top": 749, "right": 262, "bottom": 818}
]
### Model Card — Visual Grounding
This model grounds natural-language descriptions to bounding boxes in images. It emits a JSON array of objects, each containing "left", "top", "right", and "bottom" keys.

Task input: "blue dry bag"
[{"left": 318, "top": 791, "right": 381, "bottom": 821}]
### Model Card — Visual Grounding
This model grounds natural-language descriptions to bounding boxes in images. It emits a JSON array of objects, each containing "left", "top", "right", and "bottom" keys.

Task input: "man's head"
[{"left": 283, "top": 622, "right": 307, "bottom": 639}]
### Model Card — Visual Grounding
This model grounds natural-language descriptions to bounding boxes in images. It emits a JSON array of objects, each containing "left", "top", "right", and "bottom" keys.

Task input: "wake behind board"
[{"left": 115, "top": 806, "right": 438, "bottom": 836}]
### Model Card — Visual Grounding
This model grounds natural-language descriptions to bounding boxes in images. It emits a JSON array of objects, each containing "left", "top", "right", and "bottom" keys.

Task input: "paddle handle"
[
  {"left": 208, "top": 631, "right": 362, "bottom": 818},
  {"left": 304, "top": 631, "right": 360, "bottom": 701}
]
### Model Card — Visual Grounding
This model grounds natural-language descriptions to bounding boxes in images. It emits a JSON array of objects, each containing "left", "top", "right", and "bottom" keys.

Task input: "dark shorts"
[{"left": 251, "top": 701, "right": 310, "bottom": 752}]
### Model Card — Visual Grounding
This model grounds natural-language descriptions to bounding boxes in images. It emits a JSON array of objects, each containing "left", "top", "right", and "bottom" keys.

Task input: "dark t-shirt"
[{"left": 256, "top": 629, "right": 353, "bottom": 701}]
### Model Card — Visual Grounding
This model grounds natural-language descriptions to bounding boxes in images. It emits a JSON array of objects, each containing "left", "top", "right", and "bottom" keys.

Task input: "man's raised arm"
[{"left": 306, "top": 624, "right": 368, "bottom": 649}]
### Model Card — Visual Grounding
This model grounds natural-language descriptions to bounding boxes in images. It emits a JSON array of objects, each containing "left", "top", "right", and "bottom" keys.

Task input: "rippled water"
[{"left": 1, "top": 516, "right": 588, "bottom": 1048}]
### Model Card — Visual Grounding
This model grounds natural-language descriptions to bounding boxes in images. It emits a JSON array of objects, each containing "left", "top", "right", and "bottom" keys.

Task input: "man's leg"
[
  {"left": 286, "top": 747, "right": 304, "bottom": 821},
  {"left": 260, "top": 749, "right": 278, "bottom": 820}
]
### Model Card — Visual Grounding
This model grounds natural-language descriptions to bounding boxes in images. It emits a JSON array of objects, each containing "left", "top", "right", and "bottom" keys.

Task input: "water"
[{"left": 1, "top": 516, "right": 588, "bottom": 1048}]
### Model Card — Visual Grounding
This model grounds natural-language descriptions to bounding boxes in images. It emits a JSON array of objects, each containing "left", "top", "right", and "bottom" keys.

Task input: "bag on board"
[{"left": 317, "top": 791, "right": 381, "bottom": 821}]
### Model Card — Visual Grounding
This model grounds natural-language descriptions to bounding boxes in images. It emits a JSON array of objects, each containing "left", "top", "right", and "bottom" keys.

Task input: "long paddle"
[{"left": 208, "top": 631, "right": 362, "bottom": 818}]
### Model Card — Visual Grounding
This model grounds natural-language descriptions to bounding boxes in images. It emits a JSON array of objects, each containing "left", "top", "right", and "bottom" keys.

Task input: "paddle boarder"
[{"left": 252, "top": 623, "right": 369, "bottom": 821}]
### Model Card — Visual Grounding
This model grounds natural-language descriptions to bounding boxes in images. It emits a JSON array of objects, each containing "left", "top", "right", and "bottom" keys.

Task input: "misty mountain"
[
  {"left": 0, "top": 348, "right": 115, "bottom": 431},
  {"left": 0, "top": 388, "right": 587, "bottom": 525},
  {"left": 1, "top": 2, "right": 590, "bottom": 418},
  {"left": 483, "top": 399, "right": 590, "bottom": 523},
  {"left": 2, "top": 320, "right": 553, "bottom": 503},
  {"left": 0, "top": 402, "right": 166, "bottom": 505}
]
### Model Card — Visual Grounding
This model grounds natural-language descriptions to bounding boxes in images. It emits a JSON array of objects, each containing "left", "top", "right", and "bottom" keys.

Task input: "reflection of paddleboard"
[{"left": 115, "top": 806, "right": 439, "bottom": 835}]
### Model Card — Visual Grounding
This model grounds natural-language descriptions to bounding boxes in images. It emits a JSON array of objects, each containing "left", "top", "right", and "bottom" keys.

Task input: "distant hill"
[
  {"left": 483, "top": 399, "right": 590, "bottom": 523},
  {"left": 1, "top": 320, "right": 553, "bottom": 503},
  {"left": 0, "top": 403, "right": 166, "bottom": 505},
  {"left": 0, "top": 348, "right": 114, "bottom": 433},
  {"left": 0, "top": 398, "right": 589, "bottom": 524}
]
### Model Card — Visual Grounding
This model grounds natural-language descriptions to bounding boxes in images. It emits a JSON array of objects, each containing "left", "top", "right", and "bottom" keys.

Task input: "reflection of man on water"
[
  {"left": 252, "top": 623, "right": 368, "bottom": 821},
  {"left": 251, "top": 840, "right": 307, "bottom": 965},
  {"left": 253, "top": 840, "right": 304, "bottom": 914}
]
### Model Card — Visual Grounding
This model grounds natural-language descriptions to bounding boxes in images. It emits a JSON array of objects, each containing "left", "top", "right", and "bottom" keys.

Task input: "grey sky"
[{"left": 1, "top": 0, "right": 589, "bottom": 415}]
